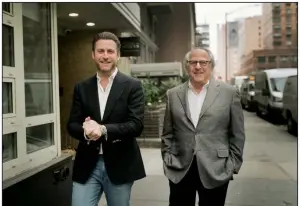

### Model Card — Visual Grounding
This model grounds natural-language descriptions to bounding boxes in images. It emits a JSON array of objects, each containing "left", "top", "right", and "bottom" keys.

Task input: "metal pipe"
[{"left": 225, "top": 13, "right": 228, "bottom": 82}]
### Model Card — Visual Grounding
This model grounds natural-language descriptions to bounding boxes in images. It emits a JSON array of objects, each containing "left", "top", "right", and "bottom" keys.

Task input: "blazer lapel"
[
  {"left": 176, "top": 82, "right": 194, "bottom": 128},
  {"left": 88, "top": 75, "right": 102, "bottom": 122},
  {"left": 197, "top": 77, "right": 220, "bottom": 123},
  {"left": 102, "top": 72, "right": 128, "bottom": 122}
]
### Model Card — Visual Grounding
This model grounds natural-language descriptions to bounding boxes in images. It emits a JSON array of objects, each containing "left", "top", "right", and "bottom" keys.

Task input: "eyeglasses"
[{"left": 188, "top": 60, "right": 211, "bottom": 67}]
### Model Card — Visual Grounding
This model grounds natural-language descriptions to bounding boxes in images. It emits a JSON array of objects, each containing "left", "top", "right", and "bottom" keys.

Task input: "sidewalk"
[{"left": 99, "top": 147, "right": 297, "bottom": 206}]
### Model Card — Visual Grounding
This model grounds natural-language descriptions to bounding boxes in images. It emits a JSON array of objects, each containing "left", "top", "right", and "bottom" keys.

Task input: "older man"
[{"left": 161, "top": 48, "right": 245, "bottom": 206}]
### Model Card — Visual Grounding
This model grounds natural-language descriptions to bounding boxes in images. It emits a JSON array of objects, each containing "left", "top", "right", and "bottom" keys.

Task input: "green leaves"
[{"left": 141, "top": 77, "right": 182, "bottom": 106}]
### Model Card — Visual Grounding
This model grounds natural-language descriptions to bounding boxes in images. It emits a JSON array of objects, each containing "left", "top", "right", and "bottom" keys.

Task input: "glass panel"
[
  {"left": 268, "top": 56, "right": 276, "bottom": 63},
  {"left": 25, "top": 82, "right": 53, "bottom": 117},
  {"left": 3, "top": 3, "right": 11, "bottom": 13},
  {"left": 257, "top": 56, "right": 266, "bottom": 63},
  {"left": 280, "top": 56, "right": 288, "bottom": 62},
  {"left": 26, "top": 123, "right": 54, "bottom": 154},
  {"left": 3, "top": 133, "right": 17, "bottom": 162},
  {"left": 3, "top": 82, "right": 13, "bottom": 114},
  {"left": 22, "top": 3, "right": 53, "bottom": 116},
  {"left": 3, "top": 24, "right": 15, "bottom": 67},
  {"left": 270, "top": 77, "right": 287, "bottom": 92}
]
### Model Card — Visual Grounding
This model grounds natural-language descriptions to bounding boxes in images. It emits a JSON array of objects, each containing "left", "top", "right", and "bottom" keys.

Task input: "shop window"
[
  {"left": 26, "top": 123, "right": 54, "bottom": 154},
  {"left": 3, "top": 133, "right": 18, "bottom": 163}
]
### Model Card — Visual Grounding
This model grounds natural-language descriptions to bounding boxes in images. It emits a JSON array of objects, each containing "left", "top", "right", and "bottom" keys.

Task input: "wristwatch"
[{"left": 100, "top": 125, "right": 107, "bottom": 140}]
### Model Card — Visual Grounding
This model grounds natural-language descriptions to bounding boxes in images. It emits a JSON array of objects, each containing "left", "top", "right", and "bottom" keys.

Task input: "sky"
[{"left": 195, "top": 3, "right": 262, "bottom": 60}]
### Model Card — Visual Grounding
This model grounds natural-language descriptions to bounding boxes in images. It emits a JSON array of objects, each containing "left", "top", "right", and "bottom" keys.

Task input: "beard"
[{"left": 96, "top": 61, "right": 117, "bottom": 74}]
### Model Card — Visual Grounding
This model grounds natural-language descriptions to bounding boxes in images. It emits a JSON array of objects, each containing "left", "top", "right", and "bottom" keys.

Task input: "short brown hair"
[{"left": 92, "top": 31, "right": 121, "bottom": 52}]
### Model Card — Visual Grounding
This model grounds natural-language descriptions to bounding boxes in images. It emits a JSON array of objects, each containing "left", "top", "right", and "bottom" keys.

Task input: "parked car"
[
  {"left": 254, "top": 68, "right": 297, "bottom": 121},
  {"left": 240, "top": 80, "right": 255, "bottom": 111},
  {"left": 282, "top": 75, "right": 298, "bottom": 135}
]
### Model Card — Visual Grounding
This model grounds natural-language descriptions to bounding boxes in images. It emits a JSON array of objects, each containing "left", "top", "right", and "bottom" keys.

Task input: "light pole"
[{"left": 224, "top": 3, "right": 261, "bottom": 83}]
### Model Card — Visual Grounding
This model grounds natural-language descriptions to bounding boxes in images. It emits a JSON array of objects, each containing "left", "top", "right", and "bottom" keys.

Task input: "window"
[
  {"left": 3, "top": 133, "right": 18, "bottom": 163},
  {"left": 273, "top": 17, "right": 281, "bottom": 23},
  {"left": 286, "top": 8, "right": 292, "bottom": 14},
  {"left": 257, "top": 56, "right": 266, "bottom": 63},
  {"left": 3, "top": 3, "right": 13, "bottom": 15},
  {"left": 3, "top": 24, "right": 15, "bottom": 67},
  {"left": 26, "top": 123, "right": 54, "bottom": 154},
  {"left": 3, "top": 3, "right": 59, "bottom": 177},
  {"left": 22, "top": 3, "right": 56, "bottom": 152},
  {"left": 280, "top": 56, "right": 288, "bottom": 62},
  {"left": 3, "top": 79, "right": 16, "bottom": 117},
  {"left": 273, "top": 41, "right": 281, "bottom": 46},
  {"left": 268, "top": 56, "right": 276, "bottom": 63},
  {"left": 270, "top": 77, "right": 288, "bottom": 92},
  {"left": 292, "top": 56, "right": 297, "bottom": 62},
  {"left": 286, "top": 41, "right": 292, "bottom": 46},
  {"left": 286, "top": 14, "right": 291, "bottom": 22},
  {"left": 23, "top": 3, "right": 53, "bottom": 117}
]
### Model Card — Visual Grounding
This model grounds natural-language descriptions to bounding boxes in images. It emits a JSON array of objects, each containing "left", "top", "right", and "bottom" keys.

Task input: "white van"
[
  {"left": 282, "top": 75, "right": 298, "bottom": 135},
  {"left": 254, "top": 68, "right": 297, "bottom": 120}
]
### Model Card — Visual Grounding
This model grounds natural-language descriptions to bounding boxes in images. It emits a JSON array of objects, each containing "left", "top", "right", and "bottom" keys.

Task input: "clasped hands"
[{"left": 82, "top": 117, "right": 103, "bottom": 141}]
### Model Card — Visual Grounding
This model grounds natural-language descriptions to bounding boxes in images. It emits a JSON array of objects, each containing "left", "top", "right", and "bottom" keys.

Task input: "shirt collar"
[{"left": 96, "top": 68, "right": 118, "bottom": 82}]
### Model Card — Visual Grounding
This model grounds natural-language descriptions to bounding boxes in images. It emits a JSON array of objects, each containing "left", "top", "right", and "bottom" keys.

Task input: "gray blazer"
[{"left": 161, "top": 77, "right": 245, "bottom": 189}]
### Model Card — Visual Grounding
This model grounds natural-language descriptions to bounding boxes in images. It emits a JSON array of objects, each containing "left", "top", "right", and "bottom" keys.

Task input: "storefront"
[{"left": 3, "top": 2, "right": 61, "bottom": 181}]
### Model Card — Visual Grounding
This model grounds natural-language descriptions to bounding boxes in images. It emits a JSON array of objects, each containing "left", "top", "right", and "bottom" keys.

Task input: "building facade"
[
  {"left": 238, "top": 48, "right": 298, "bottom": 75},
  {"left": 262, "top": 2, "right": 298, "bottom": 49},
  {"left": 195, "top": 23, "right": 210, "bottom": 49},
  {"left": 2, "top": 2, "right": 196, "bottom": 182},
  {"left": 236, "top": 3, "right": 298, "bottom": 75},
  {"left": 238, "top": 15, "right": 263, "bottom": 68}
]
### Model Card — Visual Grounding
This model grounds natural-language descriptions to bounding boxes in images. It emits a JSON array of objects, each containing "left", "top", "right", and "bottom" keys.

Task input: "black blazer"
[{"left": 67, "top": 71, "right": 146, "bottom": 185}]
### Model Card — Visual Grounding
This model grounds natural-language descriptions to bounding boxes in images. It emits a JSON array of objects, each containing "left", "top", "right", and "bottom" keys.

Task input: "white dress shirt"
[
  {"left": 187, "top": 80, "right": 209, "bottom": 128},
  {"left": 84, "top": 68, "right": 118, "bottom": 154}
]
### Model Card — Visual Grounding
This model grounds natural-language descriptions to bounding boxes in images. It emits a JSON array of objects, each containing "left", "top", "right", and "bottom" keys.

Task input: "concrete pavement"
[{"left": 99, "top": 111, "right": 297, "bottom": 206}]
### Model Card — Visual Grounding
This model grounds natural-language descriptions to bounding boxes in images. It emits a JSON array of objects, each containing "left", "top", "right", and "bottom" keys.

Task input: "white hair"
[{"left": 183, "top": 47, "right": 216, "bottom": 70}]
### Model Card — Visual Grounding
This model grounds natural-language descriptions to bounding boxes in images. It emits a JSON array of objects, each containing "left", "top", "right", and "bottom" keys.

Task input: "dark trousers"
[{"left": 169, "top": 158, "right": 229, "bottom": 206}]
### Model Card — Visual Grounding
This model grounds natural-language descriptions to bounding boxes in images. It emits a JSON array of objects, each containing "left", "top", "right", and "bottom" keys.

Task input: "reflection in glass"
[
  {"left": 3, "top": 82, "right": 13, "bottom": 114},
  {"left": 26, "top": 123, "right": 54, "bottom": 154},
  {"left": 23, "top": 3, "right": 52, "bottom": 79},
  {"left": 3, "top": 24, "right": 15, "bottom": 67},
  {"left": 3, "top": 133, "right": 17, "bottom": 162},
  {"left": 270, "top": 77, "right": 287, "bottom": 92},
  {"left": 25, "top": 82, "right": 53, "bottom": 117},
  {"left": 22, "top": 3, "right": 53, "bottom": 116}
]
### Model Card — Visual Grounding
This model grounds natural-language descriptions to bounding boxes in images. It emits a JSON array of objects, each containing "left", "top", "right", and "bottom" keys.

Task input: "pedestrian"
[
  {"left": 161, "top": 47, "right": 245, "bottom": 206},
  {"left": 67, "top": 31, "right": 146, "bottom": 206}
]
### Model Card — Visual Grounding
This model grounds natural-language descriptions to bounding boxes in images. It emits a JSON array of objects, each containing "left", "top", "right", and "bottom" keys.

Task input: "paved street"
[{"left": 99, "top": 111, "right": 297, "bottom": 206}]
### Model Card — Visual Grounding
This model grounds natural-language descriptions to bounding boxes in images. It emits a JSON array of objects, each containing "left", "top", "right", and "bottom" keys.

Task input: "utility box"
[{"left": 3, "top": 153, "right": 73, "bottom": 206}]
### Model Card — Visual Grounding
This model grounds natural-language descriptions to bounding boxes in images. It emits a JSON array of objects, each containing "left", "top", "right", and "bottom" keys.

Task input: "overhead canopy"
[{"left": 131, "top": 62, "right": 183, "bottom": 78}]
